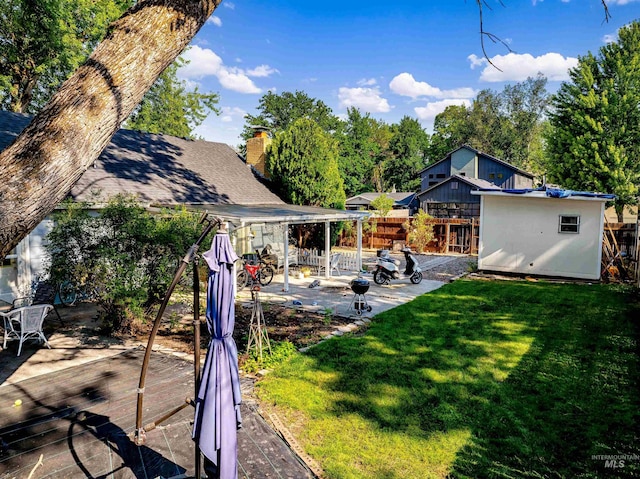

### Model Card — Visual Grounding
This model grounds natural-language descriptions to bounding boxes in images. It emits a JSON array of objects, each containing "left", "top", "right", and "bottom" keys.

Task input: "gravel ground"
[{"left": 357, "top": 250, "right": 477, "bottom": 283}]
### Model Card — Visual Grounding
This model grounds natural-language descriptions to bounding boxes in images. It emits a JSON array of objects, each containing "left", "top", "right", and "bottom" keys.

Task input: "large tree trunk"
[{"left": 0, "top": 0, "right": 221, "bottom": 259}]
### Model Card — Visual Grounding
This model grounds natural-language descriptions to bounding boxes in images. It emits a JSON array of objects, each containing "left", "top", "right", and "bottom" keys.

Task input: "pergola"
[{"left": 185, "top": 204, "right": 371, "bottom": 291}]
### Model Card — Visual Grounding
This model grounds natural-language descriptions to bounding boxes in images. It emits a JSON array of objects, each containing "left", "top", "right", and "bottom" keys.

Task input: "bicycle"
[
  {"left": 58, "top": 278, "right": 103, "bottom": 306},
  {"left": 236, "top": 253, "right": 275, "bottom": 291}
]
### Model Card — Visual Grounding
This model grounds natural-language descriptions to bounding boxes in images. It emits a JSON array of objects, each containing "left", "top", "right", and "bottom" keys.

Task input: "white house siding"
[
  {"left": 477, "top": 193, "right": 606, "bottom": 280},
  {"left": 0, "top": 218, "right": 53, "bottom": 302}
]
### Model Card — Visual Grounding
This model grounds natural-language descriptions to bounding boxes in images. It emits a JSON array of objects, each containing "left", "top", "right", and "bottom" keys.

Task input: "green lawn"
[{"left": 255, "top": 279, "right": 640, "bottom": 478}]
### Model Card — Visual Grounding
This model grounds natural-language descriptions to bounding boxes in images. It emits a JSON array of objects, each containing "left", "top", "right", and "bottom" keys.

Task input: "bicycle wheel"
[
  {"left": 236, "top": 270, "right": 249, "bottom": 291},
  {"left": 258, "top": 265, "right": 275, "bottom": 286},
  {"left": 58, "top": 281, "right": 78, "bottom": 306}
]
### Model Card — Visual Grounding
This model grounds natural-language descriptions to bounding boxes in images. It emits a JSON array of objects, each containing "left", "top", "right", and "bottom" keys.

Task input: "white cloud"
[
  {"left": 222, "top": 1, "right": 235, "bottom": 8},
  {"left": 207, "top": 15, "right": 222, "bottom": 27},
  {"left": 220, "top": 106, "right": 247, "bottom": 123},
  {"left": 217, "top": 67, "right": 263, "bottom": 94},
  {"left": 357, "top": 78, "right": 377, "bottom": 86},
  {"left": 178, "top": 45, "right": 267, "bottom": 94},
  {"left": 414, "top": 99, "right": 471, "bottom": 123},
  {"left": 602, "top": 33, "right": 617, "bottom": 43},
  {"left": 246, "top": 65, "right": 279, "bottom": 77},
  {"left": 389, "top": 73, "right": 475, "bottom": 100},
  {"left": 606, "top": 0, "right": 640, "bottom": 4},
  {"left": 338, "top": 87, "right": 391, "bottom": 113},
  {"left": 468, "top": 52, "right": 578, "bottom": 82}
]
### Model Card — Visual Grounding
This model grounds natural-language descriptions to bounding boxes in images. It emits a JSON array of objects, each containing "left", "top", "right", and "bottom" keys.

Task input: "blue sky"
[{"left": 176, "top": 0, "right": 640, "bottom": 148}]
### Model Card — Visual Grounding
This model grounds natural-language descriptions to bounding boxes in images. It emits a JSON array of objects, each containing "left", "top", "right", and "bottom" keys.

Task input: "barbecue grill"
[{"left": 349, "top": 278, "right": 372, "bottom": 315}]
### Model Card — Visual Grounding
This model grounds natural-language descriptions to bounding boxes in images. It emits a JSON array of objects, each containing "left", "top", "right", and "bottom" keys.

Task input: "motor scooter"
[{"left": 373, "top": 247, "right": 423, "bottom": 285}]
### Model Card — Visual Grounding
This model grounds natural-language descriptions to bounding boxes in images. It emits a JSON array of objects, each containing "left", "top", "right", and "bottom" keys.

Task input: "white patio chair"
[
  {"left": 318, "top": 253, "right": 342, "bottom": 276},
  {"left": 1, "top": 304, "right": 53, "bottom": 356}
]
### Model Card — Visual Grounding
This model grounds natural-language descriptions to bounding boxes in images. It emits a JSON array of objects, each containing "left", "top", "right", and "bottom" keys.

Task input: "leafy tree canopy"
[
  {"left": 544, "top": 21, "right": 640, "bottom": 220},
  {"left": 427, "top": 76, "right": 549, "bottom": 175},
  {"left": 384, "top": 116, "right": 430, "bottom": 192},
  {"left": 337, "top": 107, "right": 390, "bottom": 197},
  {"left": 125, "top": 57, "right": 219, "bottom": 139},
  {"left": 370, "top": 193, "right": 395, "bottom": 217},
  {"left": 242, "top": 90, "right": 340, "bottom": 142},
  {"left": 0, "top": 0, "right": 133, "bottom": 113},
  {"left": 267, "top": 117, "right": 346, "bottom": 209}
]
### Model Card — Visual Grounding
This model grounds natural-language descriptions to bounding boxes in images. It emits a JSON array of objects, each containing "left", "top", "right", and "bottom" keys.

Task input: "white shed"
[{"left": 473, "top": 189, "right": 613, "bottom": 280}]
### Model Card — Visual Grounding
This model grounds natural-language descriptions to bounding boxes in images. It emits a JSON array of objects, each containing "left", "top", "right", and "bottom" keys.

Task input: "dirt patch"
[{"left": 141, "top": 303, "right": 356, "bottom": 356}]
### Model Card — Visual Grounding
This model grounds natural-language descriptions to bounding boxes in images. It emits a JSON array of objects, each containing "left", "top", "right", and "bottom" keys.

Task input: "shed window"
[
  {"left": 488, "top": 173, "right": 495, "bottom": 180},
  {"left": 436, "top": 173, "right": 446, "bottom": 178},
  {"left": 497, "top": 173, "right": 504, "bottom": 179},
  {"left": 429, "top": 181, "right": 437, "bottom": 186},
  {"left": 428, "top": 174, "right": 434, "bottom": 179},
  {"left": 559, "top": 215, "right": 580, "bottom": 234},
  {"left": 450, "top": 181, "right": 459, "bottom": 190}
]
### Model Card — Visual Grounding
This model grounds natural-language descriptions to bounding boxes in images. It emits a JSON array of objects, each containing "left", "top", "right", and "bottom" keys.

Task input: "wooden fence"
[{"left": 338, "top": 217, "right": 479, "bottom": 254}]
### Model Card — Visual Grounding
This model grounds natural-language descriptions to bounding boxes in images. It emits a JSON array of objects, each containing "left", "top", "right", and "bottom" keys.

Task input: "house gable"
[{"left": 419, "top": 145, "right": 534, "bottom": 192}]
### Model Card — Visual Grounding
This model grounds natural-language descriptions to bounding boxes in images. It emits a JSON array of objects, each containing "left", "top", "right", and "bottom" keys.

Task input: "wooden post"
[
  {"left": 445, "top": 222, "right": 450, "bottom": 254},
  {"left": 471, "top": 218, "right": 476, "bottom": 255}
]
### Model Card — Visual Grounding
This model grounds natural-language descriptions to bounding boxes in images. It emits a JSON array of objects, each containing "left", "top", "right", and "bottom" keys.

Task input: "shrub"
[
  {"left": 403, "top": 209, "right": 435, "bottom": 253},
  {"left": 46, "top": 195, "right": 207, "bottom": 334}
]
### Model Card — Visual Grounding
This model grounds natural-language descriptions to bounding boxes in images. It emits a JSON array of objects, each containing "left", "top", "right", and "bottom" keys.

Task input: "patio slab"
[{"left": 236, "top": 270, "right": 446, "bottom": 319}]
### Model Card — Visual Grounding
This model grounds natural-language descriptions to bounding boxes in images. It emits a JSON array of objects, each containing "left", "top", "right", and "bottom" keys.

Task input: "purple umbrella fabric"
[{"left": 193, "top": 231, "right": 242, "bottom": 479}]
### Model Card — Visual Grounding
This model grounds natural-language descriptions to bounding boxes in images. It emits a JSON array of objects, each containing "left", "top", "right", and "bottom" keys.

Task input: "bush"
[
  {"left": 46, "top": 195, "right": 207, "bottom": 334},
  {"left": 403, "top": 209, "right": 435, "bottom": 253}
]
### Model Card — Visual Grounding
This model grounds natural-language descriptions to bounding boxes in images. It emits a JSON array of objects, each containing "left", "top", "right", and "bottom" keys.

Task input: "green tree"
[
  {"left": 126, "top": 58, "right": 219, "bottom": 138},
  {"left": 370, "top": 193, "right": 395, "bottom": 217},
  {"left": 428, "top": 76, "right": 549, "bottom": 174},
  {"left": 426, "top": 104, "right": 472, "bottom": 163},
  {"left": 267, "top": 118, "right": 346, "bottom": 209},
  {"left": 0, "top": 0, "right": 133, "bottom": 113},
  {"left": 242, "top": 90, "right": 340, "bottom": 142},
  {"left": 545, "top": 21, "right": 640, "bottom": 220},
  {"left": 384, "top": 116, "right": 430, "bottom": 192},
  {"left": 337, "top": 108, "right": 389, "bottom": 197}
]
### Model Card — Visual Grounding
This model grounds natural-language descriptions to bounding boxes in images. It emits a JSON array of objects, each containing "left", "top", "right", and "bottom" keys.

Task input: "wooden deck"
[{"left": 0, "top": 348, "right": 314, "bottom": 478}]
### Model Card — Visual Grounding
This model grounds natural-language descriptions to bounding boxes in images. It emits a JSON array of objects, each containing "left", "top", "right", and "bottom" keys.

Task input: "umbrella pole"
[
  {"left": 193, "top": 256, "right": 202, "bottom": 479},
  {"left": 134, "top": 214, "right": 218, "bottom": 446}
]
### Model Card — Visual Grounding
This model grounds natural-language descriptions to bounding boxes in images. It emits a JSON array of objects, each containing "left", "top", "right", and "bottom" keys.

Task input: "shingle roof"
[
  {"left": 346, "top": 192, "right": 416, "bottom": 206},
  {"left": 0, "top": 110, "right": 284, "bottom": 207},
  {"left": 417, "top": 174, "right": 500, "bottom": 197}
]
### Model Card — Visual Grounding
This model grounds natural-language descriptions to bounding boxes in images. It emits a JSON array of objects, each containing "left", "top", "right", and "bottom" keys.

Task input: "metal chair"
[
  {"left": 318, "top": 253, "right": 342, "bottom": 276},
  {"left": 1, "top": 304, "right": 53, "bottom": 356},
  {"left": 11, "top": 280, "right": 64, "bottom": 324}
]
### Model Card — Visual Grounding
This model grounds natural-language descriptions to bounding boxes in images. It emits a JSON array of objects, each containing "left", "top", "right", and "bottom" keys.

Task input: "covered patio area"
[{"left": 186, "top": 204, "right": 371, "bottom": 292}]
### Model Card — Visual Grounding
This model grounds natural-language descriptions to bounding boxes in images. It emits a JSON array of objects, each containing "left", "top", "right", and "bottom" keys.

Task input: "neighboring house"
[
  {"left": 1, "top": 112, "right": 369, "bottom": 301},
  {"left": 417, "top": 145, "right": 534, "bottom": 218},
  {"left": 473, "top": 188, "right": 614, "bottom": 280},
  {"left": 345, "top": 192, "right": 418, "bottom": 217},
  {"left": 0, "top": 111, "right": 284, "bottom": 302}
]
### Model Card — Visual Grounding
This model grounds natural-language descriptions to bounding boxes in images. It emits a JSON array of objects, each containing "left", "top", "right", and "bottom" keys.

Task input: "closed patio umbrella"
[{"left": 193, "top": 231, "right": 242, "bottom": 479}]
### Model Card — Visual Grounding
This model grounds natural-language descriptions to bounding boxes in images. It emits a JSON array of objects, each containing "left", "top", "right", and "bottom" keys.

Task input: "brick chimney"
[{"left": 246, "top": 126, "right": 271, "bottom": 178}]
